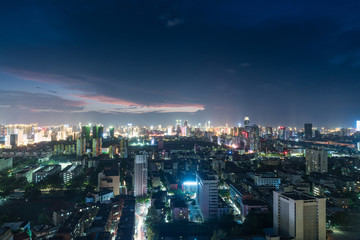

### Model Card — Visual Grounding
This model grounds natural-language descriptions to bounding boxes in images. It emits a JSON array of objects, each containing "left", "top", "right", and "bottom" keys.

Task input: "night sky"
[{"left": 1, "top": 0, "right": 360, "bottom": 128}]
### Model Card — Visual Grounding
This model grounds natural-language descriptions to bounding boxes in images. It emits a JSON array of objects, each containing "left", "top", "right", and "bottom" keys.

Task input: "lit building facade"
[
  {"left": 196, "top": 171, "right": 218, "bottom": 221},
  {"left": 134, "top": 155, "right": 148, "bottom": 197},
  {"left": 273, "top": 191, "right": 326, "bottom": 240},
  {"left": 306, "top": 148, "right": 328, "bottom": 174}
]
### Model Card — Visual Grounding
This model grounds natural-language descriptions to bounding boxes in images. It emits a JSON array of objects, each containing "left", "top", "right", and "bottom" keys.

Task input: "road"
[
  {"left": 327, "top": 230, "right": 360, "bottom": 240},
  {"left": 135, "top": 202, "right": 149, "bottom": 240}
]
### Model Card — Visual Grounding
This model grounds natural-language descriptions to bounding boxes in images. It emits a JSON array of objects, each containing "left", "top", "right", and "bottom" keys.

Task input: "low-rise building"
[
  {"left": 32, "top": 165, "right": 61, "bottom": 183},
  {"left": 60, "top": 165, "right": 82, "bottom": 184},
  {"left": 171, "top": 199, "right": 189, "bottom": 221},
  {"left": 0, "top": 157, "right": 13, "bottom": 171}
]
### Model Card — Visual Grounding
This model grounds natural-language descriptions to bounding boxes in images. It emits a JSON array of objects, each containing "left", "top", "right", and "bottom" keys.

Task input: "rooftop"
[{"left": 281, "top": 191, "right": 324, "bottom": 201}]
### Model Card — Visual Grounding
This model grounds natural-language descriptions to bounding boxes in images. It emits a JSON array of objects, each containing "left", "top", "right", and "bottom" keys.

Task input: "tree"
[
  {"left": 217, "top": 229, "right": 227, "bottom": 240},
  {"left": 40, "top": 174, "right": 63, "bottom": 190},
  {"left": 211, "top": 231, "right": 218, "bottom": 240},
  {"left": 37, "top": 213, "right": 51, "bottom": 225},
  {"left": 24, "top": 185, "right": 41, "bottom": 199},
  {"left": 0, "top": 176, "right": 27, "bottom": 199}
]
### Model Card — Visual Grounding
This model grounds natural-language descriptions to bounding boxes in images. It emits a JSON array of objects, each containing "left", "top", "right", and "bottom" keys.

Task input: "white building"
[
  {"left": 306, "top": 148, "right": 328, "bottom": 174},
  {"left": 134, "top": 155, "right": 148, "bottom": 197},
  {"left": 196, "top": 171, "right": 218, "bottom": 221},
  {"left": 273, "top": 191, "right": 326, "bottom": 240},
  {"left": 254, "top": 173, "right": 281, "bottom": 189},
  {"left": 60, "top": 165, "right": 82, "bottom": 184}
]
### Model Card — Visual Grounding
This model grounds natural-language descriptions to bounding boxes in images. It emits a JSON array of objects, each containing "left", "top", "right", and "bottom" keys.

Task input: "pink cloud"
[{"left": 76, "top": 94, "right": 205, "bottom": 110}]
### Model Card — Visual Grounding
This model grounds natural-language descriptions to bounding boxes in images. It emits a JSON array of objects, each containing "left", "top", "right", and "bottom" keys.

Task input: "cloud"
[
  {"left": 0, "top": 90, "right": 87, "bottom": 113},
  {"left": 166, "top": 18, "right": 184, "bottom": 28},
  {"left": 75, "top": 94, "right": 205, "bottom": 113},
  {"left": 239, "top": 63, "right": 251, "bottom": 67}
]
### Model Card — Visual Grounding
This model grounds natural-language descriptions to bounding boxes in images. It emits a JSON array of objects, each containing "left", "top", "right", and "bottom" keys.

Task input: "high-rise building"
[
  {"left": 306, "top": 148, "right": 328, "bottom": 174},
  {"left": 196, "top": 171, "right": 218, "bottom": 221},
  {"left": 278, "top": 126, "right": 286, "bottom": 140},
  {"left": 76, "top": 138, "right": 86, "bottom": 156},
  {"left": 10, "top": 134, "right": 18, "bottom": 148},
  {"left": 134, "top": 155, "right": 148, "bottom": 197},
  {"left": 81, "top": 126, "right": 90, "bottom": 140},
  {"left": 357, "top": 121, "right": 360, "bottom": 132},
  {"left": 265, "top": 127, "right": 273, "bottom": 139},
  {"left": 304, "top": 123, "right": 313, "bottom": 140},
  {"left": 109, "top": 126, "right": 114, "bottom": 138},
  {"left": 92, "top": 125, "right": 104, "bottom": 138},
  {"left": 92, "top": 138, "right": 102, "bottom": 157},
  {"left": 273, "top": 191, "right": 326, "bottom": 240},
  {"left": 120, "top": 139, "right": 128, "bottom": 158},
  {"left": 244, "top": 117, "right": 250, "bottom": 132}
]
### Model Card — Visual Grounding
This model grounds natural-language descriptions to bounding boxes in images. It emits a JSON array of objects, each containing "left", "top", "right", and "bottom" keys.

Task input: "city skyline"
[{"left": 1, "top": 1, "right": 360, "bottom": 127}]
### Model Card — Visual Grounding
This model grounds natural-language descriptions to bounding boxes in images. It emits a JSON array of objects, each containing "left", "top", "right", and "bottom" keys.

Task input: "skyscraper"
[
  {"left": 304, "top": 123, "right": 313, "bottom": 140},
  {"left": 134, "top": 155, "right": 148, "bottom": 197},
  {"left": 357, "top": 121, "right": 360, "bottom": 132},
  {"left": 273, "top": 191, "right": 326, "bottom": 240},
  {"left": 305, "top": 148, "right": 328, "bottom": 174}
]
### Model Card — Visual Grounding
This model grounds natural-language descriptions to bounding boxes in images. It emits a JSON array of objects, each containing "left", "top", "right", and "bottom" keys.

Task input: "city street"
[
  {"left": 327, "top": 230, "right": 360, "bottom": 240},
  {"left": 135, "top": 202, "right": 149, "bottom": 240}
]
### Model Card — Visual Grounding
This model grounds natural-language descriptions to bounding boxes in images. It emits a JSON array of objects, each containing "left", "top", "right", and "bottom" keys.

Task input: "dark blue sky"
[{"left": 1, "top": 0, "right": 360, "bottom": 128}]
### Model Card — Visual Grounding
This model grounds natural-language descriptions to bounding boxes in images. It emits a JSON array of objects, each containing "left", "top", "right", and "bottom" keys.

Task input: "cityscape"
[
  {"left": 1, "top": 1, "right": 360, "bottom": 240},
  {"left": 1, "top": 120, "right": 360, "bottom": 240}
]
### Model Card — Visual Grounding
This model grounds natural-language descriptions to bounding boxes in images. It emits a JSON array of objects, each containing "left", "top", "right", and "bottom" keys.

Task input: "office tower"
[
  {"left": 81, "top": 126, "right": 90, "bottom": 140},
  {"left": 10, "top": 134, "right": 18, "bottom": 148},
  {"left": 273, "top": 191, "right": 326, "bottom": 240},
  {"left": 134, "top": 155, "right": 148, "bottom": 197},
  {"left": 304, "top": 123, "right": 313, "bottom": 140},
  {"left": 357, "top": 121, "right": 360, "bottom": 132},
  {"left": 196, "top": 171, "right": 219, "bottom": 221},
  {"left": 305, "top": 148, "right": 328, "bottom": 174},
  {"left": 76, "top": 138, "right": 86, "bottom": 156},
  {"left": 244, "top": 117, "right": 250, "bottom": 132},
  {"left": 92, "top": 138, "right": 102, "bottom": 157},
  {"left": 109, "top": 126, "right": 114, "bottom": 138}
]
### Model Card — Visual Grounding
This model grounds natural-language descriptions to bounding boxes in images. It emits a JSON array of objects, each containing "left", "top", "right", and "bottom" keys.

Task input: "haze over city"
[{"left": 1, "top": 1, "right": 360, "bottom": 127}]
